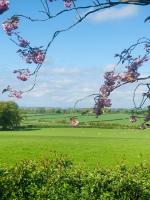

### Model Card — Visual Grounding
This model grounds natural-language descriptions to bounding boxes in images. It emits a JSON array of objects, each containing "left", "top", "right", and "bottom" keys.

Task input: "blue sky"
[{"left": 0, "top": 1, "right": 150, "bottom": 108}]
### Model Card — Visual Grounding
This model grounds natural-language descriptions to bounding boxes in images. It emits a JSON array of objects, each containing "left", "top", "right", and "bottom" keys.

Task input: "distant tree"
[
  {"left": 81, "top": 109, "right": 89, "bottom": 115},
  {"left": 38, "top": 107, "right": 46, "bottom": 114},
  {"left": 0, "top": 101, "right": 22, "bottom": 130},
  {"left": 55, "top": 108, "right": 62, "bottom": 114}
]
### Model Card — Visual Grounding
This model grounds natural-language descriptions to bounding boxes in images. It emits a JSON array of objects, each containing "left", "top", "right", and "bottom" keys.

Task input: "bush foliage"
[
  {"left": 0, "top": 101, "right": 22, "bottom": 130},
  {"left": 0, "top": 158, "right": 150, "bottom": 200}
]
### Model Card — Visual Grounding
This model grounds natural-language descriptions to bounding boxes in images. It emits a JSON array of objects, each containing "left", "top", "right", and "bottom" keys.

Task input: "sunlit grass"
[{"left": 0, "top": 128, "right": 150, "bottom": 168}]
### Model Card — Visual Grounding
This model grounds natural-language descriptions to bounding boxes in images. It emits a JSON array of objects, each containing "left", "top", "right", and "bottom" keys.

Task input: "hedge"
[{"left": 0, "top": 158, "right": 150, "bottom": 200}]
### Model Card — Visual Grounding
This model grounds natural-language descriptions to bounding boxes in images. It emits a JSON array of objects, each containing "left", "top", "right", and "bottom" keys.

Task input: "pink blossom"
[
  {"left": 17, "top": 75, "right": 28, "bottom": 81},
  {"left": 2, "top": 16, "right": 19, "bottom": 35},
  {"left": 0, "top": 0, "right": 9, "bottom": 15},
  {"left": 9, "top": 90, "right": 22, "bottom": 98},
  {"left": 33, "top": 51, "right": 45, "bottom": 64},
  {"left": 140, "top": 123, "right": 146, "bottom": 130},
  {"left": 64, "top": 0, "right": 72, "bottom": 8},
  {"left": 129, "top": 115, "right": 137, "bottom": 123},
  {"left": 19, "top": 39, "right": 29, "bottom": 48},
  {"left": 14, "top": 69, "right": 30, "bottom": 81}
]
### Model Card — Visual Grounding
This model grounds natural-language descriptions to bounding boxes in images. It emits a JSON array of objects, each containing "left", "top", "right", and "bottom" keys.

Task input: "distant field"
[
  {"left": 22, "top": 113, "right": 144, "bottom": 128},
  {"left": 0, "top": 128, "right": 150, "bottom": 168}
]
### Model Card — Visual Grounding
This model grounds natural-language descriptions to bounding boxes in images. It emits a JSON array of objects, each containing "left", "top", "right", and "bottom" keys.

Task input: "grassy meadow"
[
  {"left": 22, "top": 112, "right": 144, "bottom": 128},
  {"left": 0, "top": 127, "right": 150, "bottom": 168}
]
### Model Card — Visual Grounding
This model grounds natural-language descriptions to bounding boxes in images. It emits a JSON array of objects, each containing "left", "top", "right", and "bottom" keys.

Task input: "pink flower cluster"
[
  {"left": 64, "top": 0, "right": 72, "bottom": 8},
  {"left": 2, "top": 16, "right": 19, "bottom": 35},
  {"left": 94, "top": 96, "right": 112, "bottom": 117},
  {"left": 100, "top": 71, "right": 120, "bottom": 96},
  {"left": 19, "top": 39, "right": 30, "bottom": 48},
  {"left": 1, "top": 9, "right": 45, "bottom": 94},
  {"left": 121, "top": 56, "right": 148, "bottom": 82},
  {"left": 33, "top": 50, "right": 45, "bottom": 64},
  {"left": 0, "top": 0, "right": 9, "bottom": 15},
  {"left": 18, "top": 48, "right": 45, "bottom": 64},
  {"left": 2, "top": 85, "right": 22, "bottom": 98},
  {"left": 9, "top": 90, "right": 22, "bottom": 98},
  {"left": 121, "top": 71, "right": 140, "bottom": 82},
  {"left": 140, "top": 123, "right": 146, "bottom": 129},
  {"left": 129, "top": 115, "right": 137, "bottom": 123},
  {"left": 48, "top": 0, "right": 72, "bottom": 8},
  {"left": 13, "top": 69, "right": 31, "bottom": 81},
  {"left": 94, "top": 71, "right": 119, "bottom": 116},
  {"left": 26, "top": 50, "right": 45, "bottom": 64},
  {"left": 94, "top": 53, "right": 149, "bottom": 117},
  {"left": 129, "top": 106, "right": 150, "bottom": 129}
]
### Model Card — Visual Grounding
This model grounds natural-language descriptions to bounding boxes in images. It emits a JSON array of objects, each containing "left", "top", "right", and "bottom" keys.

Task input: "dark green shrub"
[{"left": 0, "top": 101, "right": 22, "bottom": 130}]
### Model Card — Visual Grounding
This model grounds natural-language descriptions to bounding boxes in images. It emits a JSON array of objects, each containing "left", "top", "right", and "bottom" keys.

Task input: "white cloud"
[
  {"left": 25, "top": 79, "right": 74, "bottom": 98},
  {"left": 104, "top": 64, "right": 116, "bottom": 71},
  {"left": 90, "top": 5, "right": 138, "bottom": 22},
  {"left": 24, "top": 83, "right": 53, "bottom": 97},
  {"left": 22, "top": 70, "right": 99, "bottom": 107},
  {"left": 40, "top": 67, "right": 81, "bottom": 76},
  {"left": 51, "top": 67, "right": 81, "bottom": 75}
]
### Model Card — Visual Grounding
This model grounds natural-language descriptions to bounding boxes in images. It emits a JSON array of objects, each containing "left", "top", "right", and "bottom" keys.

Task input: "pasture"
[
  {"left": 0, "top": 127, "right": 150, "bottom": 168},
  {"left": 22, "top": 112, "right": 144, "bottom": 128}
]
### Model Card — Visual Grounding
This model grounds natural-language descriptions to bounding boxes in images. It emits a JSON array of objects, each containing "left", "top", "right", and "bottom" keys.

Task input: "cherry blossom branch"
[
  {"left": 21, "top": 2, "right": 120, "bottom": 93},
  {"left": 133, "top": 83, "right": 150, "bottom": 109},
  {"left": 74, "top": 36, "right": 150, "bottom": 126},
  {"left": 74, "top": 94, "right": 99, "bottom": 110},
  {"left": 1, "top": 0, "right": 150, "bottom": 110},
  {"left": 16, "top": 1, "right": 150, "bottom": 22}
]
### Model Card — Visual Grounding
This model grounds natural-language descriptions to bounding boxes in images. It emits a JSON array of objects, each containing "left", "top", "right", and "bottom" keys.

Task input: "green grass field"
[
  {"left": 0, "top": 128, "right": 150, "bottom": 168},
  {"left": 22, "top": 113, "right": 144, "bottom": 128},
  {"left": 23, "top": 113, "right": 133, "bottom": 124}
]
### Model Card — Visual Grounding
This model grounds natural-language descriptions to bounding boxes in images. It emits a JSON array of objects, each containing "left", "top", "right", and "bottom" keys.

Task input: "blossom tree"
[
  {"left": 93, "top": 37, "right": 150, "bottom": 129},
  {"left": 0, "top": 0, "right": 150, "bottom": 128}
]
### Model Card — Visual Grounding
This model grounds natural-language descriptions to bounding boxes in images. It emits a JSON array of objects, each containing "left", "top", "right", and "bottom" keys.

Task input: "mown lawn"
[{"left": 0, "top": 128, "right": 150, "bottom": 168}]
